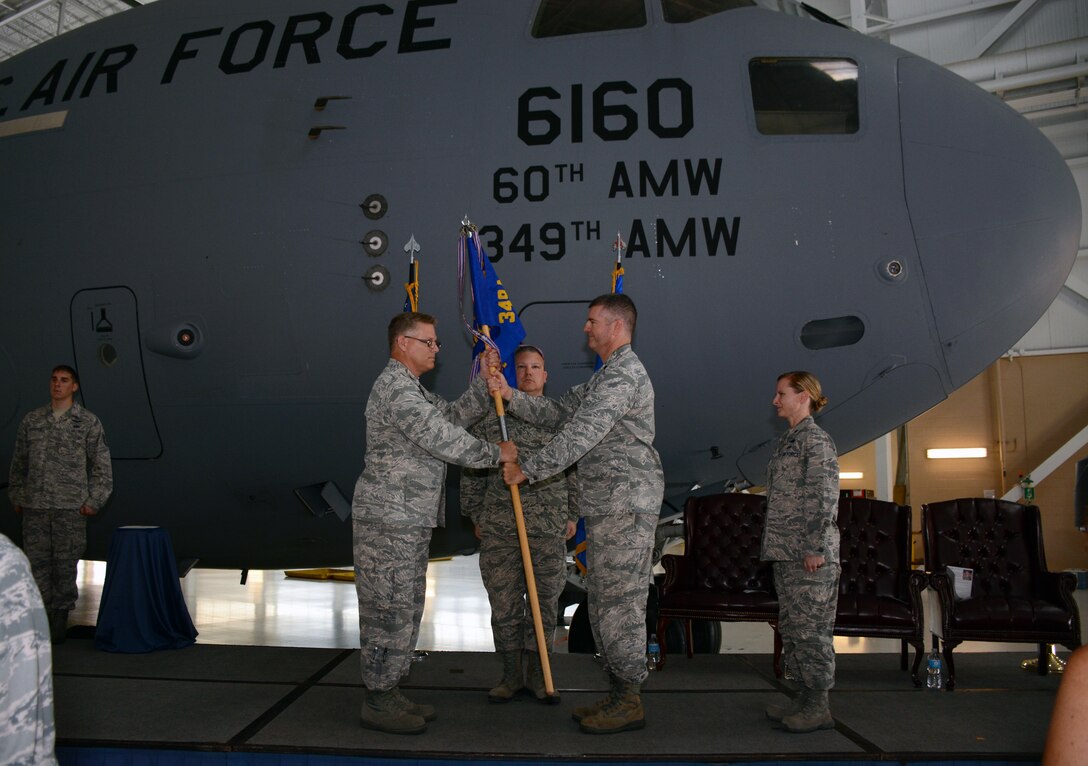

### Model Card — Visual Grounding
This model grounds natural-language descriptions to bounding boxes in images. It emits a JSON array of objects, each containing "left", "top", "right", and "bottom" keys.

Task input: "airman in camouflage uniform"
[
  {"left": 352, "top": 312, "right": 516, "bottom": 735},
  {"left": 761, "top": 371, "right": 840, "bottom": 733},
  {"left": 0, "top": 533, "right": 57, "bottom": 766},
  {"left": 461, "top": 345, "right": 578, "bottom": 703},
  {"left": 499, "top": 294, "right": 663, "bottom": 734},
  {"left": 8, "top": 365, "right": 112, "bottom": 643}
]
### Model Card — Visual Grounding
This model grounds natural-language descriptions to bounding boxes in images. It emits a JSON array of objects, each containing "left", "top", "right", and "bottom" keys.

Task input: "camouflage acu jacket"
[
  {"left": 461, "top": 412, "right": 578, "bottom": 537},
  {"left": 508, "top": 344, "right": 663, "bottom": 518},
  {"left": 8, "top": 402, "right": 112, "bottom": 512},
  {"left": 351, "top": 359, "right": 499, "bottom": 528},
  {"left": 761, "top": 415, "right": 840, "bottom": 562},
  {"left": 0, "top": 533, "right": 57, "bottom": 766}
]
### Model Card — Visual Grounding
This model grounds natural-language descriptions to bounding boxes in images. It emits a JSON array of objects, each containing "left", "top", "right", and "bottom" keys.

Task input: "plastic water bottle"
[
  {"left": 926, "top": 649, "right": 944, "bottom": 690},
  {"left": 646, "top": 634, "right": 661, "bottom": 671}
]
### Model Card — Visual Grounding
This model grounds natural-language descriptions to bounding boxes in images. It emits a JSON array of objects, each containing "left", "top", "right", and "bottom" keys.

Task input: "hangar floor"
[{"left": 53, "top": 555, "right": 1087, "bottom": 765}]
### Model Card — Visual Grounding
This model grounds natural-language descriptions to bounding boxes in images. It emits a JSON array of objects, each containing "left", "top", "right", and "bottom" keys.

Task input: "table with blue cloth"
[{"left": 94, "top": 526, "right": 198, "bottom": 652}]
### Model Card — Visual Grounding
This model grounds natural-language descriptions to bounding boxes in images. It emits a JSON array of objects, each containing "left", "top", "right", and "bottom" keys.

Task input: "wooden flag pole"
[{"left": 481, "top": 326, "right": 555, "bottom": 698}]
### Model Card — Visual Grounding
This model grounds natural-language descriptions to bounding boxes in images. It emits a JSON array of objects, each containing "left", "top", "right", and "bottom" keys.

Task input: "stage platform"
[{"left": 52, "top": 638, "right": 1057, "bottom": 765}]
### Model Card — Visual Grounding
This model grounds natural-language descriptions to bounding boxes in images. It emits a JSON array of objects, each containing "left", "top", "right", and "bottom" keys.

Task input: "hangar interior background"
[{"left": 1, "top": 0, "right": 1086, "bottom": 569}]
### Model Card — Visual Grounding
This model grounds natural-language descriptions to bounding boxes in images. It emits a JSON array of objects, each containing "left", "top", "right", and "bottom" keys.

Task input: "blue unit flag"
[{"left": 461, "top": 228, "right": 526, "bottom": 386}]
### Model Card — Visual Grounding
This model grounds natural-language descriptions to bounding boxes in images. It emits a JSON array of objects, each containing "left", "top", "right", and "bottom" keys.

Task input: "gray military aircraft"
[{"left": 0, "top": 0, "right": 1080, "bottom": 569}]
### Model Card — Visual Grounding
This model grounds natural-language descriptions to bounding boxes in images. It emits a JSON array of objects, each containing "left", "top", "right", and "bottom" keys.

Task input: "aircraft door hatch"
[{"left": 70, "top": 287, "right": 163, "bottom": 459}]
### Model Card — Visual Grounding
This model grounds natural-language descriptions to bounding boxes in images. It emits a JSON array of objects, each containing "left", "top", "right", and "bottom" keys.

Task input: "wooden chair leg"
[
  {"left": 900, "top": 639, "right": 908, "bottom": 671},
  {"left": 942, "top": 640, "right": 957, "bottom": 691},
  {"left": 772, "top": 624, "right": 783, "bottom": 677},
  {"left": 684, "top": 619, "right": 694, "bottom": 659},
  {"left": 910, "top": 641, "right": 925, "bottom": 687},
  {"left": 656, "top": 617, "right": 669, "bottom": 669}
]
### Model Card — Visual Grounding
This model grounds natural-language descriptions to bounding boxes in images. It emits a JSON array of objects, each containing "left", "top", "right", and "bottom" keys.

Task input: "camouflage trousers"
[
  {"left": 773, "top": 560, "right": 840, "bottom": 691},
  {"left": 0, "top": 535, "right": 57, "bottom": 766},
  {"left": 585, "top": 511, "right": 655, "bottom": 685},
  {"left": 479, "top": 531, "right": 566, "bottom": 653},
  {"left": 353, "top": 521, "right": 430, "bottom": 691},
  {"left": 21, "top": 507, "right": 86, "bottom": 611}
]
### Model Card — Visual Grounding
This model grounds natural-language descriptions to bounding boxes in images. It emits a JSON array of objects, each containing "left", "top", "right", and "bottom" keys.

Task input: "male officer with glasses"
[{"left": 351, "top": 311, "right": 517, "bottom": 735}]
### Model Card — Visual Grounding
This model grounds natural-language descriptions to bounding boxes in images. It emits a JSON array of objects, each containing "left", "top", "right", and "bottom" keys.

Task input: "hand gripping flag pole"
[{"left": 458, "top": 219, "right": 555, "bottom": 699}]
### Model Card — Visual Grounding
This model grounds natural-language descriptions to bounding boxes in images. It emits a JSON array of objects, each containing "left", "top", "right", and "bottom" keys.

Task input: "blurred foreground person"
[{"left": 0, "top": 532, "right": 57, "bottom": 766}]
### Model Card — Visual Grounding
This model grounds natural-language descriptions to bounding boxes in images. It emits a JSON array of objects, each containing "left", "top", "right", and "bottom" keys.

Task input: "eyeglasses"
[{"left": 403, "top": 335, "right": 442, "bottom": 351}]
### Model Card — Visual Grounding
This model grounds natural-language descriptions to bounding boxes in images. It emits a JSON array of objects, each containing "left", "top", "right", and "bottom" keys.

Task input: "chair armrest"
[
  {"left": 659, "top": 553, "right": 688, "bottom": 595},
  {"left": 907, "top": 569, "right": 927, "bottom": 621},
  {"left": 1034, "top": 570, "right": 1080, "bottom": 615},
  {"left": 1035, "top": 569, "right": 1077, "bottom": 599},
  {"left": 928, "top": 570, "right": 956, "bottom": 635}
]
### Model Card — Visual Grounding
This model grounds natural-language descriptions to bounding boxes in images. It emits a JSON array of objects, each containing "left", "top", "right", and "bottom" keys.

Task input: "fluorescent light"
[
  {"left": 839, "top": 472, "right": 864, "bottom": 480},
  {"left": 926, "top": 448, "right": 988, "bottom": 459}
]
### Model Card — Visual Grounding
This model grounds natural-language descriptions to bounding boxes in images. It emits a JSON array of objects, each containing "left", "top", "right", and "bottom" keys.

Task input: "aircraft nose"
[{"left": 898, "top": 56, "right": 1081, "bottom": 387}]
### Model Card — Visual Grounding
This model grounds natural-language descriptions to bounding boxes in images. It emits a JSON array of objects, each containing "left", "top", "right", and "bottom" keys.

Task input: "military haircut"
[
  {"left": 778, "top": 370, "right": 829, "bottom": 413},
  {"left": 589, "top": 293, "right": 637, "bottom": 333},
  {"left": 52, "top": 364, "right": 79, "bottom": 386},
  {"left": 514, "top": 344, "right": 545, "bottom": 363},
  {"left": 388, "top": 311, "right": 436, "bottom": 352}
]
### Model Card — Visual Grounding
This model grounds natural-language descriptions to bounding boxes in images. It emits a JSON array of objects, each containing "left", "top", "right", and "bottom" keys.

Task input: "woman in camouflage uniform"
[{"left": 761, "top": 371, "right": 840, "bottom": 733}]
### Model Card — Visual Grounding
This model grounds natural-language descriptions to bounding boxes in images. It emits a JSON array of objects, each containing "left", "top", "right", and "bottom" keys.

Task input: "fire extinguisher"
[{"left": 1019, "top": 473, "right": 1036, "bottom": 502}]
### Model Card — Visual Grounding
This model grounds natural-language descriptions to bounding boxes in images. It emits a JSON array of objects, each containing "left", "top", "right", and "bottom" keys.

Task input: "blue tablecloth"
[{"left": 94, "top": 526, "right": 198, "bottom": 653}]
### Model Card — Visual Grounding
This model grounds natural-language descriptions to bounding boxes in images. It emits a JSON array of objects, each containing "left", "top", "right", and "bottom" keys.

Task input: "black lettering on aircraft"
[
  {"left": 477, "top": 217, "right": 735, "bottom": 262},
  {"left": 160, "top": 3, "right": 453, "bottom": 85},
  {"left": 63, "top": 52, "right": 96, "bottom": 101},
  {"left": 494, "top": 164, "right": 584, "bottom": 204},
  {"left": 609, "top": 158, "right": 723, "bottom": 198},
  {"left": 275, "top": 13, "right": 333, "bottom": 68},
  {"left": 162, "top": 29, "right": 224, "bottom": 85},
  {"left": 519, "top": 79, "right": 694, "bottom": 146},
  {"left": 80, "top": 45, "right": 136, "bottom": 99},
  {"left": 338, "top": 5, "right": 393, "bottom": 59},
  {"left": 20, "top": 46, "right": 135, "bottom": 111},
  {"left": 480, "top": 223, "right": 568, "bottom": 262},
  {"left": 221, "top": 22, "right": 274, "bottom": 74},
  {"left": 399, "top": 0, "right": 455, "bottom": 53},
  {"left": 627, "top": 217, "right": 740, "bottom": 257}
]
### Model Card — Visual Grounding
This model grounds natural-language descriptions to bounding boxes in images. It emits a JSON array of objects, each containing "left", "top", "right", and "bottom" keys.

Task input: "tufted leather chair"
[
  {"left": 923, "top": 498, "right": 1082, "bottom": 690},
  {"left": 835, "top": 497, "right": 927, "bottom": 685},
  {"left": 656, "top": 492, "right": 781, "bottom": 674}
]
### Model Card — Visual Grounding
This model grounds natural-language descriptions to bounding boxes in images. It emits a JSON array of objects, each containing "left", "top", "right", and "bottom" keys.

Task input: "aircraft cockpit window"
[
  {"left": 800, "top": 316, "right": 865, "bottom": 350},
  {"left": 661, "top": 0, "right": 755, "bottom": 23},
  {"left": 532, "top": 0, "right": 646, "bottom": 38},
  {"left": 749, "top": 58, "right": 859, "bottom": 135}
]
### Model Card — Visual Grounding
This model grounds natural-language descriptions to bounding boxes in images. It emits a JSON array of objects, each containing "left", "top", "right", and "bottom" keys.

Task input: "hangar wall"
[{"left": 841, "top": 353, "right": 1088, "bottom": 572}]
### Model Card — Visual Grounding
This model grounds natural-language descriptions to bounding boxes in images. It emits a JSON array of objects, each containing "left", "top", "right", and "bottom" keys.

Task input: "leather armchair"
[
  {"left": 923, "top": 497, "right": 1082, "bottom": 690},
  {"left": 835, "top": 496, "right": 927, "bottom": 685},
  {"left": 656, "top": 492, "right": 780, "bottom": 673}
]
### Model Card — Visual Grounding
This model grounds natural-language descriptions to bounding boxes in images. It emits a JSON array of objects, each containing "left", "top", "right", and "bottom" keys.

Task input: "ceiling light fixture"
[{"left": 926, "top": 448, "right": 988, "bottom": 459}]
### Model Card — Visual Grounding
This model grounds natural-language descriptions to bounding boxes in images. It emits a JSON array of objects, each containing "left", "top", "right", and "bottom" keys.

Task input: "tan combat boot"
[
  {"left": 781, "top": 689, "right": 834, "bottom": 733},
  {"left": 360, "top": 688, "right": 427, "bottom": 734},
  {"left": 525, "top": 650, "right": 560, "bottom": 703},
  {"left": 571, "top": 674, "right": 621, "bottom": 722},
  {"left": 579, "top": 679, "right": 645, "bottom": 734},
  {"left": 392, "top": 687, "right": 436, "bottom": 721},
  {"left": 765, "top": 692, "right": 803, "bottom": 721},
  {"left": 487, "top": 651, "right": 524, "bottom": 702}
]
